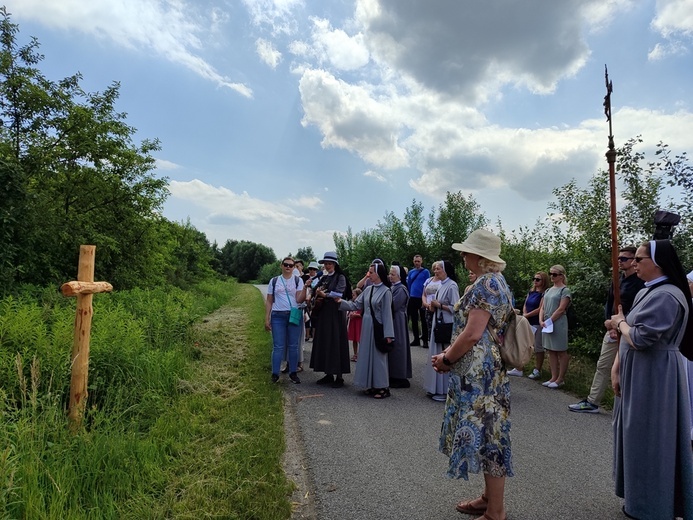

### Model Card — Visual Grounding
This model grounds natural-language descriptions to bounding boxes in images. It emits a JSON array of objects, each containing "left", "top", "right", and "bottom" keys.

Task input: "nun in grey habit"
[
  {"left": 339, "top": 262, "right": 394, "bottom": 399},
  {"left": 610, "top": 239, "right": 693, "bottom": 520}
]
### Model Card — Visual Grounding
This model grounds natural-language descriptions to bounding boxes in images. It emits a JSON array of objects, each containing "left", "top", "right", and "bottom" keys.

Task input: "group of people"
[{"left": 265, "top": 229, "right": 693, "bottom": 520}]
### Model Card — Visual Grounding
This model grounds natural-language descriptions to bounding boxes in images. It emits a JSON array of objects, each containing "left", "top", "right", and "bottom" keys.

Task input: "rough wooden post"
[{"left": 61, "top": 245, "right": 113, "bottom": 431}]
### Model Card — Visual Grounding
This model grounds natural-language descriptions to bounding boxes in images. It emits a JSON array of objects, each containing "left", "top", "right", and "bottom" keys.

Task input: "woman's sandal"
[
  {"left": 363, "top": 388, "right": 376, "bottom": 396},
  {"left": 456, "top": 494, "right": 488, "bottom": 515},
  {"left": 475, "top": 514, "right": 506, "bottom": 520},
  {"left": 372, "top": 388, "right": 390, "bottom": 399}
]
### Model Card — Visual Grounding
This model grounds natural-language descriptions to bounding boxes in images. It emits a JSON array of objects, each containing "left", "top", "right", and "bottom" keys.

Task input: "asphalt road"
[{"left": 256, "top": 285, "right": 623, "bottom": 520}]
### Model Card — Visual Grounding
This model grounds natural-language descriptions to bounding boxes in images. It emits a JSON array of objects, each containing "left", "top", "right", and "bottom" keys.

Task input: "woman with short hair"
[{"left": 265, "top": 257, "right": 308, "bottom": 383}]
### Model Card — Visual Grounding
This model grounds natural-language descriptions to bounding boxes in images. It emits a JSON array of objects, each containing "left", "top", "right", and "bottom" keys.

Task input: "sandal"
[
  {"left": 350, "top": 355, "right": 358, "bottom": 362},
  {"left": 372, "top": 388, "right": 390, "bottom": 399},
  {"left": 363, "top": 388, "right": 376, "bottom": 396},
  {"left": 475, "top": 514, "right": 506, "bottom": 520},
  {"left": 456, "top": 494, "right": 488, "bottom": 515}
]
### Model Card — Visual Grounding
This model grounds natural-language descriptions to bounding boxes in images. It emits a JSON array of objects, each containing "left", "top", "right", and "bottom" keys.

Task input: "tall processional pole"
[{"left": 604, "top": 66, "right": 620, "bottom": 310}]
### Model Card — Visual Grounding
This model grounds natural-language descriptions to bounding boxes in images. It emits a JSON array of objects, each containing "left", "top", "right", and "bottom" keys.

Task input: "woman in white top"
[{"left": 265, "top": 257, "right": 308, "bottom": 383}]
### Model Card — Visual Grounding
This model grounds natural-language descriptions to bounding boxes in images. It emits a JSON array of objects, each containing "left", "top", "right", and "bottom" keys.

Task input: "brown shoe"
[{"left": 456, "top": 494, "right": 488, "bottom": 515}]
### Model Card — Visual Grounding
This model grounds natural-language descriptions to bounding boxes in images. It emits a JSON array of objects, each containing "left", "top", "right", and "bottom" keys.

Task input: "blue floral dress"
[{"left": 439, "top": 272, "right": 514, "bottom": 480}]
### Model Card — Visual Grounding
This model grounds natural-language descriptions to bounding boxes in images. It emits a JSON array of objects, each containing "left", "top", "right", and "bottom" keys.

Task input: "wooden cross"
[{"left": 60, "top": 245, "right": 113, "bottom": 430}]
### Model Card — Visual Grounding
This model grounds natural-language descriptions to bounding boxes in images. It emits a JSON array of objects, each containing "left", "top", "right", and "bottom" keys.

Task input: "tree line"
[{"left": 2, "top": 8, "right": 692, "bottom": 358}]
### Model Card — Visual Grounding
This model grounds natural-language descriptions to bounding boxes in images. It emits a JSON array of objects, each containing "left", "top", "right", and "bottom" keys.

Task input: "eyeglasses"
[
  {"left": 533, "top": 278, "right": 542, "bottom": 282},
  {"left": 282, "top": 263, "right": 295, "bottom": 268},
  {"left": 634, "top": 257, "right": 650, "bottom": 263},
  {"left": 617, "top": 256, "right": 634, "bottom": 262},
  {"left": 549, "top": 272, "right": 562, "bottom": 277}
]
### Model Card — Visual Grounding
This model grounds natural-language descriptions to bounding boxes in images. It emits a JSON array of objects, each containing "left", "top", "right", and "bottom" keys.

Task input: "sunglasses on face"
[
  {"left": 283, "top": 263, "right": 294, "bottom": 268},
  {"left": 617, "top": 256, "right": 634, "bottom": 262},
  {"left": 634, "top": 257, "right": 650, "bottom": 263},
  {"left": 549, "top": 272, "right": 562, "bottom": 277},
  {"left": 533, "top": 278, "right": 542, "bottom": 282}
]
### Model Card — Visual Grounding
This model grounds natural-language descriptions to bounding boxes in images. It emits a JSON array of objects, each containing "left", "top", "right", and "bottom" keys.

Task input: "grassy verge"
[
  {"left": 0, "top": 281, "right": 292, "bottom": 519},
  {"left": 141, "top": 283, "right": 292, "bottom": 519}
]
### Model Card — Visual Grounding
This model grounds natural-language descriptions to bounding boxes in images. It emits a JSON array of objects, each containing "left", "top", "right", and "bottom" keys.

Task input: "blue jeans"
[{"left": 271, "top": 311, "right": 300, "bottom": 375}]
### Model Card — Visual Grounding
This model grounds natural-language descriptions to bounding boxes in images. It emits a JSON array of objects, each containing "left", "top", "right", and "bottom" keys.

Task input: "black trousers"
[{"left": 407, "top": 296, "right": 428, "bottom": 345}]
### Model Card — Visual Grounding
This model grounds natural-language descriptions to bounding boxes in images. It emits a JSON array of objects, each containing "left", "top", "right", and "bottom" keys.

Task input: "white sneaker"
[
  {"left": 527, "top": 369, "right": 540, "bottom": 380},
  {"left": 542, "top": 380, "right": 553, "bottom": 387},
  {"left": 507, "top": 368, "right": 523, "bottom": 377}
]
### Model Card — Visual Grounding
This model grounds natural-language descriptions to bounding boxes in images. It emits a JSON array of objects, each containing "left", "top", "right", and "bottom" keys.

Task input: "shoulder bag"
[
  {"left": 433, "top": 284, "right": 453, "bottom": 344},
  {"left": 280, "top": 277, "right": 303, "bottom": 326},
  {"left": 487, "top": 308, "right": 534, "bottom": 368}
]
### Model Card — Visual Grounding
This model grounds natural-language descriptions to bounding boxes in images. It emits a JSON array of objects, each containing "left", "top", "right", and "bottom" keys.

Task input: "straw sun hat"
[{"left": 452, "top": 229, "right": 505, "bottom": 265}]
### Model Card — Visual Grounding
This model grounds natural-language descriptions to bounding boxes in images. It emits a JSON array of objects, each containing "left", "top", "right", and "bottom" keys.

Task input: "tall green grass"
[{"left": 0, "top": 279, "right": 292, "bottom": 518}]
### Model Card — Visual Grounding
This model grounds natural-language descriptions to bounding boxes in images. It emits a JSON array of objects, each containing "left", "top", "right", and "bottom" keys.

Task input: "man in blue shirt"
[{"left": 407, "top": 255, "right": 430, "bottom": 347}]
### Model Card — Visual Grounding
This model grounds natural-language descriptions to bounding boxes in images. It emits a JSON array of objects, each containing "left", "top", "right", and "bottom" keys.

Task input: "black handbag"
[
  {"left": 369, "top": 287, "right": 393, "bottom": 354},
  {"left": 433, "top": 310, "right": 453, "bottom": 344}
]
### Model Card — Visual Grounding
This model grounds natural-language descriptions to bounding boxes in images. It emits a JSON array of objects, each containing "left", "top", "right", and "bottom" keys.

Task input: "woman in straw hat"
[{"left": 432, "top": 229, "right": 515, "bottom": 520}]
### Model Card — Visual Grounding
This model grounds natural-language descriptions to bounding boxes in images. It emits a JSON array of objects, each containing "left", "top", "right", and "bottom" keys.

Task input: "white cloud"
[
  {"left": 287, "top": 196, "right": 323, "bottom": 209},
  {"left": 648, "top": 41, "right": 688, "bottom": 60},
  {"left": 11, "top": 0, "right": 253, "bottom": 97},
  {"left": 154, "top": 158, "right": 181, "bottom": 170},
  {"left": 652, "top": 0, "right": 693, "bottom": 37},
  {"left": 364, "top": 170, "right": 386, "bottom": 182},
  {"left": 309, "top": 17, "right": 369, "bottom": 71},
  {"left": 256, "top": 38, "right": 282, "bottom": 68},
  {"left": 241, "top": 0, "right": 303, "bottom": 35},
  {"left": 167, "top": 179, "right": 335, "bottom": 256},
  {"left": 299, "top": 68, "right": 409, "bottom": 169}
]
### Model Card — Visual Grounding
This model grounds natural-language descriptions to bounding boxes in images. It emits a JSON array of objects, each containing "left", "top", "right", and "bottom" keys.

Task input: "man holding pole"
[{"left": 568, "top": 246, "right": 644, "bottom": 413}]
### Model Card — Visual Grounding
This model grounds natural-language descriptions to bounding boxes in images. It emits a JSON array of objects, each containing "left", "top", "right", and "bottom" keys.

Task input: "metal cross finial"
[{"left": 604, "top": 65, "right": 613, "bottom": 123}]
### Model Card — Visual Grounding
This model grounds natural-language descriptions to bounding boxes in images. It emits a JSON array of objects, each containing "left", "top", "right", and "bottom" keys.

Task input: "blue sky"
[{"left": 8, "top": 0, "right": 693, "bottom": 260}]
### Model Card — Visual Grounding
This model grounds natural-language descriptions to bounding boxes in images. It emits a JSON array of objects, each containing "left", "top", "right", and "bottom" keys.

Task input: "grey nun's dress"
[
  {"left": 388, "top": 281, "right": 412, "bottom": 380},
  {"left": 340, "top": 284, "right": 394, "bottom": 389},
  {"left": 614, "top": 283, "right": 693, "bottom": 520}
]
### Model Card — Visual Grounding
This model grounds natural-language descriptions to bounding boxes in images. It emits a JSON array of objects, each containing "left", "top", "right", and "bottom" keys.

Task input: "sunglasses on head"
[{"left": 283, "top": 262, "right": 294, "bottom": 268}]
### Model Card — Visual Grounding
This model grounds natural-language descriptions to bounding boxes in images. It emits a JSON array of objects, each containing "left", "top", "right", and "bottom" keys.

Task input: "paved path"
[{"left": 257, "top": 285, "right": 623, "bottom": 520}]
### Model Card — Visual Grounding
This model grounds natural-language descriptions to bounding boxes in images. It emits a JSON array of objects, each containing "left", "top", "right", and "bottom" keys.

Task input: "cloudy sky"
[{"left": 8, "top": 0, "right": 693, "bottom": 260}]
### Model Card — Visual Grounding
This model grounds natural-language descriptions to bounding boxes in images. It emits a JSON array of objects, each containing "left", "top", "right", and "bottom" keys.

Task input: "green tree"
[
  {"left": 0, "top": 8, "right": 169, "bottom": 290},
  {"left": 427, "top": 191, "right": 487, "bottom": 263},
  {"left": 294, "top": 246, "right": 315, "bottom": 263},
  {"left": 219, "top": 239, "right": 276, "bottom": 282}
]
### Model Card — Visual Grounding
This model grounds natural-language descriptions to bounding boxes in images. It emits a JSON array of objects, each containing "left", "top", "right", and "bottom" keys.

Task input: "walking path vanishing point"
[{"left": 256, "top": 286, "right": 623, "bottom": 520}]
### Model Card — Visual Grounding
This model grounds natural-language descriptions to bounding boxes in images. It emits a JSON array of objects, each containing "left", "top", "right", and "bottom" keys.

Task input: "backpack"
[
  {"left": 271, "top": 275, "right": 300, "bottom": 293},
  {"left": 488, "top": 309, "right": 534, "bottom": 369}
]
